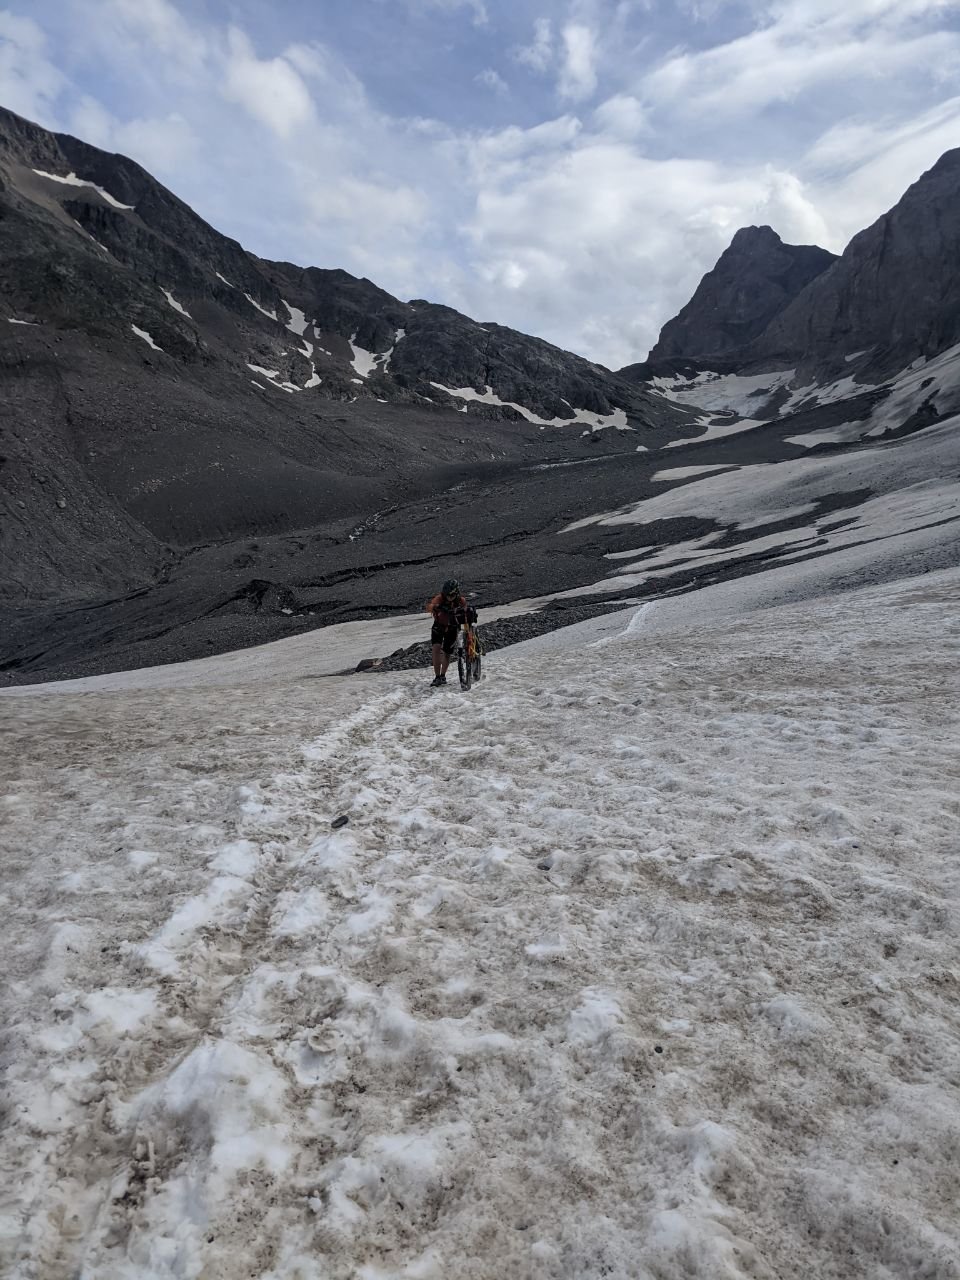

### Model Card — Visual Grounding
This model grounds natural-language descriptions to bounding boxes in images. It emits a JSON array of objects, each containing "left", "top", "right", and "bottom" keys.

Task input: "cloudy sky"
[{"left": 2, "top": 0, "right": 960, "bottom": 367}]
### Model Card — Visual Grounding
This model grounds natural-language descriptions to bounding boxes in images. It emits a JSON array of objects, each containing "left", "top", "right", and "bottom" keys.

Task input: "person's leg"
[
  {"left": 440, "top": 627, "right": 456, "bottom": 677},
  {"left": 432, "top": 643, "right": 444, "bottom": 678}
]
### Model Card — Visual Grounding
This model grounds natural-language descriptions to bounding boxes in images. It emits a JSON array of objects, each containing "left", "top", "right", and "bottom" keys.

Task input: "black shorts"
[{"left": 431, "top": 621, "right": 458, "bottom": 654}]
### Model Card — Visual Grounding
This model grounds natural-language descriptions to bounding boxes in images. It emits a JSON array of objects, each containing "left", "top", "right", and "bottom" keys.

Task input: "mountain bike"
[{"left": 456, "top": 618, "right": 483, "bottom": 690}]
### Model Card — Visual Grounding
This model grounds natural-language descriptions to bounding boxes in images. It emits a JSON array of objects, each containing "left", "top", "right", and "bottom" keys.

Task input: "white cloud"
[
  {"left": 559, "top": 23, "right": 598, "bottom": 102},
  {"left": 0, "top": 11, "right": 65, "bottom": 127},
  {"left": 514, "top": 17, "right": 553, "bottom": 72},
  {"left": 592, "top": 93, "right": 649, "bottom": 138},
  {"left": 802, "top": 96, "right": 960, "bottom": 248},
  {"left": 68, "top": 95, "right": 201, "bottom": 179},
  {"left": 221, "top": 27, "right": 316, "bottom": 139},
  {"left": 306, "top": 174, "right": 428, "bottom": 239},
  {"left": 644, "top": 2, "right": 960, "bottom": 118},
  {"left": 99, "top": 0, "right": 207, "bottom": 71},
  {"left": 476, "top": 67, "right": 509, "bottom": 96},
  {"left": 457, "top": 125, "right": 834, "bottom": 364}
]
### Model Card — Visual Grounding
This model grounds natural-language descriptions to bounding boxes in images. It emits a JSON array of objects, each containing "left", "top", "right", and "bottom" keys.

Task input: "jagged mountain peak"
[
  {"left": 647, "top": 225, "right": 837, "bottom": 362},
  {"left": 747, "top": 147, "right": 960, "bottom": 378}
]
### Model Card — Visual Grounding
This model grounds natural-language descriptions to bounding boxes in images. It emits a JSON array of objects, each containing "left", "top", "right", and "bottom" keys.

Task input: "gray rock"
[
  {"left": 647, "top": 226, "right": 837, "bottom": 361},
  {"left": 748, "top": 150, "right": 960, "bottom": 380}
]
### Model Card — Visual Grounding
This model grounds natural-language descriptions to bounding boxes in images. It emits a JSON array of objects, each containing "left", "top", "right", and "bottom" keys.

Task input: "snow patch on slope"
[
  {"left": 430, "top": 382, "right": 629, "bottom": 431},
  {"left": 131, "top": 325, "right": 162, "bottom": 352},
  {"left": 160, "top": 289, "right": 191, "bottom": 319},
  {"left": 349, "top": 335, "right": 379, "bottom": 378},
  {"left": 244, "top": 294, "right": 278, "bottom": 322},
  {"left": 32, "top": 168, "right": 134, "bottom": 210},
  {"left": 281, "top": 301, "right": 309, "bottom": 336},
  {"left": 653, "top": 369, "right": 796, "bottom": 417}
]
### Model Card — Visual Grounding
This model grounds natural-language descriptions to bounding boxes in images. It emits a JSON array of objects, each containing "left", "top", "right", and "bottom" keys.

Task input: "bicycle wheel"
[
  {"left": 458, "top": 641, "right": 471, "bottom": 690},
  {"left": 472, "top": 654, "right": 482, "bottom": 682}
]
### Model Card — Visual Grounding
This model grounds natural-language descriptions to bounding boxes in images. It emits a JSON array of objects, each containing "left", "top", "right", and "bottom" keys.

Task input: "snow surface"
[
  {"left": 652, "top": 369, "right": 795, "bottom": 417},
  {"left": 130, "top": 325, "right": 162, "bottom": 352},
  {"left": 662, "top": 416, "right": 767, "bottom": 448},
  {"left": 2, "top": 567, "right": 959, "bottom": 1278},
  {"left": 553, "top": 417, "right": 960, "bottom": 601},
  {"left": 32, "top": 168, "right": 134, "bottom": 210},
  {"left": 651, "top": 465, "right": 734, "bottom": 483},
  {"left": 246, "top": 364, "right": 298, "bottom": 394},
  {"left": 244, "top": 294, "right": 278, "bottom": 322},
  {"left": 216, "top": 272, "right": 235, "bottom": 288},
  {"left": 7, "top": 318, "right": 37, "bottom": 326},
  {"left": 349, "top": 335, "right": 380, "bottom": 379},
  {"left": 160, "top": 289, "right": 191, "bottom": 319},
  {"left": 430, "top": 382, "right": 629, "bottom": 432},
  {"left": 282, "top": 301, "right": 309, "bottom": 337}
]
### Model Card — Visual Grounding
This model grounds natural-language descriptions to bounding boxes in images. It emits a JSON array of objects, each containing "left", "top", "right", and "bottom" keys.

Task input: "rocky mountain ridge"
[
  {"left": 644, "top": 149, "right": 960, "bottom": 384},
  {"left": 648, "top": 226, "right": 837, "bottom": 362},
  {"left": 0, "top": 105, "right": 665, "bottom": 430}
]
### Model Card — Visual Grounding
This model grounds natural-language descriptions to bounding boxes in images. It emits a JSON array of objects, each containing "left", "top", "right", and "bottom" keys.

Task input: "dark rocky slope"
[
  {"left": 748, "top": 150, "right": 960, "bottom": 380},
  {"left": 0, "top": 104, "right": 693, "bottom": 615},
  {"left": 647, "top": 226, "right": 837, "bottom": 361}
]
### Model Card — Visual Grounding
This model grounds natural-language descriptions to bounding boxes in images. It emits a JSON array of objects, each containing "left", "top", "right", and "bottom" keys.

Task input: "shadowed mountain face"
[
  {"left": 643, "top": 149, "right": 960, "bottom": 382},
  {"left": 647, "top": 226, "right": 837, "bottom": 361},
  {"left": 747, "top": 150, "right": 960, "bottom": 379}
]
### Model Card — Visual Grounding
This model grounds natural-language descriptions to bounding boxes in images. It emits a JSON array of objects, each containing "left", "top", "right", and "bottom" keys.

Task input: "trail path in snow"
[{"left": 2, "top": 573, "right": 960, "bottom": 1279}]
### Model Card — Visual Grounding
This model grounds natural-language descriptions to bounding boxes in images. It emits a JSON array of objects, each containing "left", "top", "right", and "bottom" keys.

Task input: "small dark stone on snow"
[
  {"left": 537, "top": 858, "right": 553, "bottom": 870},
  {"left": 654, "top": 1045, "right": 663, "bottom": 1054},
  {"left": 331, "top": 814, "right": 350, "bottom": 829}
]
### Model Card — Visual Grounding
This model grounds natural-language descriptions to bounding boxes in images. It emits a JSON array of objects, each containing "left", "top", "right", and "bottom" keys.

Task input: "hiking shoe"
[{"left": 430, "top": 676, "right": 444, "bottom": 687}]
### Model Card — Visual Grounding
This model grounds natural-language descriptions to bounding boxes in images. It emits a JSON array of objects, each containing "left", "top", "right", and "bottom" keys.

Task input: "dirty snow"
[
  {"left": 130, "top": 325, "right": 162, "bottom": 352},
  {"left": 430, "top": 382, "right": 629, "bottom": 431},
  {"left": 2, "top": 566, "right": 959, "bottom": 1278},
  {"left": 785, "top": 350, "right": 953, "bottom": 446},
  {"left": 663, "top": 416, "right": 768, "bottom": 448},
  {"left": 160, "top": 289, "right": 191, "bottom": 319},
  {"left": 652, "top": 465, "right": 734, "bottom": 483},
  {"left": 32, "top": 168, "right": 134, "bottom": 209}
]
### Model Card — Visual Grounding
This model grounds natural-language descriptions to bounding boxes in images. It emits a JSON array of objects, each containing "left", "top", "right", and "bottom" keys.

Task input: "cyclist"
[{"left": 425, "top": 578, "right": 475, "bottom": 686}]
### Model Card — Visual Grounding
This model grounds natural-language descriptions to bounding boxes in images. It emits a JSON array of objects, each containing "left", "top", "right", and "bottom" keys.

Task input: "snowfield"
[{"left": 2, "top": 566, "right": 959, "bottom": 1279}]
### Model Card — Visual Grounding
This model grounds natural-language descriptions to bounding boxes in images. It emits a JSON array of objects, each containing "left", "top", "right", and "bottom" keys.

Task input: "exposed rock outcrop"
[
  {"left": 648, "top": 226, "right": 837, "bottom": 361},
  {"left": 749, "top": 150, "right": 960, "bottom": 378}
]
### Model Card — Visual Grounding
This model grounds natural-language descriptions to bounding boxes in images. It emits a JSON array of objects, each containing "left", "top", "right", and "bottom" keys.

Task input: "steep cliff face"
[
  {"left": 748, "top": 150, "right": 960, "bottom": 378},
  {"left": 648, "top": 226, "right": 837, "bottom": 361}
]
